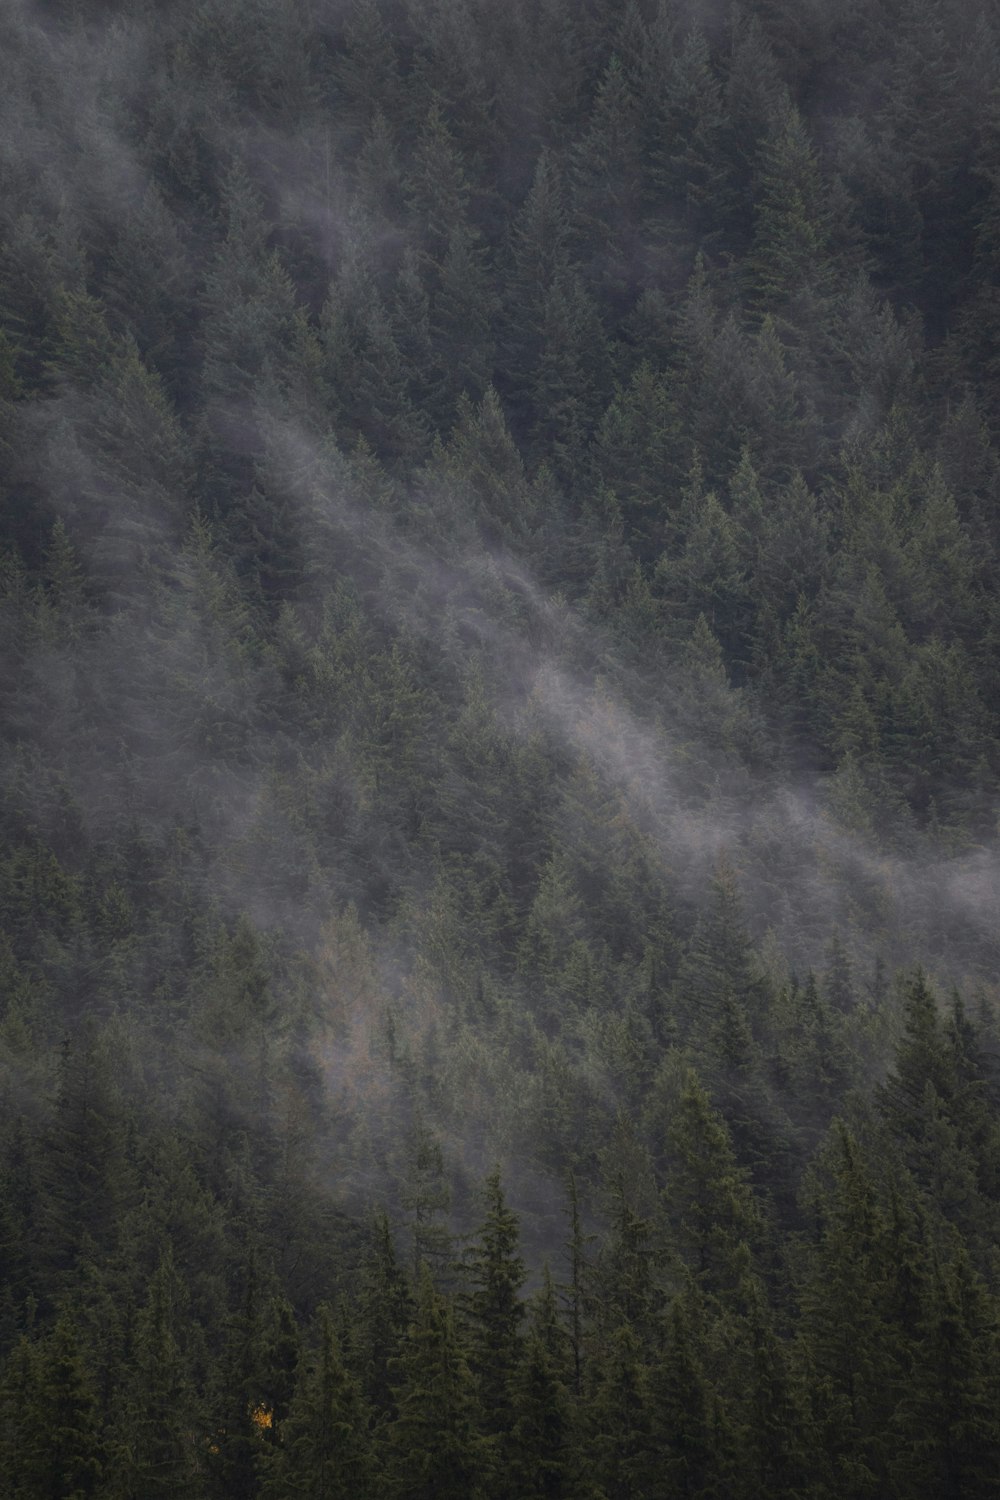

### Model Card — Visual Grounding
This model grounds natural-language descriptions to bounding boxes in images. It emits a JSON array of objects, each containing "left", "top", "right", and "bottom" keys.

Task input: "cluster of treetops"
[
  {"left": 2, "top": 0, "right": 1000, "bottom": 1494},
  {"left": 3, "top": 1014, "right": 1000, "bottom": 1500}
]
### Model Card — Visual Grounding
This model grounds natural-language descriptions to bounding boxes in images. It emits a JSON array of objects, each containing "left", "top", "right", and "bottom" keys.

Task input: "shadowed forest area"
[{"left": 2, "top": 0, "right": 1000, "bottom": 1494}]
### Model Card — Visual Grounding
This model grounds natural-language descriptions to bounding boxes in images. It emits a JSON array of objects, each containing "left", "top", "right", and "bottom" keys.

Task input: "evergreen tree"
[
  {"left": 645, "top": 25, "right": 731, "bottom": 262},
  {"left": 592, "top": 361, "right": 682, "bottom": 558},
  {"left": 111, "top": 1248, "right": 201, "bottom": 1499},
  {"left": 890, "top": 1248, "right": 1000, "bottom": 1499},
  {"left": 262, "top": 1306, "right": 373, "bottom": 1500},
  {"left": 356, "top": 1211, "right": 413, "bottom": 1421},
  {"left": 200, "top": 163, "right": 299, "bottom": 408},
  {"left": 41, "top": 1025, "right": 126, "bottom": 1287},
  {"left": 746, "top": 106, "right": 836, "bottom": 337},
  {"left": 661, "top": 1071, "right": 760, "bottom": 1303},
  {"left": 529, "top": 268, "right": 609, "bottom": 485},
  {"left": 672, "top": 861, "right": 769, "bottom": 1060},
  {"left": 428, "top": 227, "right": 497, "bottom": 424},
  {"left": 796, "top": 1126, "right": 903, "bottom": 1497},
  {"left": 406, "top": 98, "right": 474, "bottom": 267},
  {"left": 509, "top": 1267, "right": 577, "bottom": 1500},
  {"left": 646, "top": 1290, "right": 736, "bottom": 1500},
  {"left": 204, "top": 1260, "right": 279, "bottom": 1500},
  {"left": 461, "top": 1165, "right": 525, "bottom": 1488},
  {"left": 571, "top": 54, "right": 642, "bottom": 307},
  {"left": 385, "top": 1265, "right": 492, "bottom": 1500},
  {"left": 334, "top": 0, "right": 403, "bottom": 146},
  {"left": 584, "top": 1321, "right": 652, "bottom": 1500},
  {"left": 400, "top": 1120, "right": 453, "bottom": 1279},
  {"left": 19, "top": 1316, "right": 103, "bottom": 1500},
  {"left": 499, "top": 149, "right": 573, "bottom": 414}
]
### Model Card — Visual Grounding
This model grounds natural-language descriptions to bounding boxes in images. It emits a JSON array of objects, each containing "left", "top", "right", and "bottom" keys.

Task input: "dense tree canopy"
[{"left": 2, "top": 0, "right": 1000, "bottom": 1493}]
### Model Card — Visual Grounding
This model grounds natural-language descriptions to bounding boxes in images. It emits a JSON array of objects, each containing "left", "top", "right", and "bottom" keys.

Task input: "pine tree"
[
  {"left": 406, "top": 98, "right": 474, "bottom": 267},
  {"left": 672, "top": 861, "right": 769, "bottom": 1059},
  {"left": 385, "top": 1265, "right": 492, "bottom": 1500},
  {"left": 746, "top": 106, "right": 836, "bottom": 337},
  {"left": 584, "top": 1321, "right": 652, "bottom": 1500},
  {"left": 262, "top": 1306, "right": 373, "bottom": 1500},
  {"left": 112, "top": 1248, "right": 201, "bottom": 1499},
  {"left": 200, "top": 163, "right": 299, "bottom": 408},
  {"left": 889, "top": 1248, "right": 1000, "bottom": 1499},
  {"left": 661, "top": 1071, "right": 760, "bottom": 1303},
  {"left": 41, "top": 1024, "right": 126, "bottom": 1286},
  {"left": 429, "top": 226, "right": 497, "bottom": 421},
  {"left": 654, "top": 484, "right": 751, "bottom": 661},
  {"left": 499, "top": 149, "right": 573, "bottom": 412},
  {"left": 879, "top": 971, "right": 954, "bottom": 1145},
  {"left": 0, "top": 1335, "right": 39, "bottom": 1500},
  {"left": 356, "top": 1211, "right": 413, "bottom": 1421},
  {"left": 796, "top": 1126, "right": 903, "bottom": 1496},
  {"left": 823, "top": 930, "right": 857, "bottom": 1014},
  {"left": 355, "top": 108, "right": 406, "bottom": 229},
  {"left": 561, "top": 1173, "right": 594, "bottom": 1401},
  {"left": 343, "top": 287, "right": 431, "bottom": 471},
  {"left": 780, "top": 972, "right": 852, "bottom": 1133},
  {"left": 21, "top": 1316, "right": 103, "bottom": 1500},
  {"left": 645, "top": 25, "right": 731, "bottom": 261},
  {"left": 509, "top": 1267, "right": 577, "bottom": 1500},
  {"left": 879, "top": 974, "right": 1000, "bottom": 1250},
  {"left": 726, "top": 1272, "right": 810, "bottom": 1500},
  {"left": 647, "top": 1289, "right": 736, "bottom": 1500},
  {"left": 529, "top": 268, "right": 609, "bottom": 485},
  {"left": 391, "top": 246, "right": 435, "bottom": 404},
  {"left": 720, "top": 12, "right": 789, "bottom": 251},
  {"left": 400, "top": 1120, "right": 453, "bottom": 1280},
  {"left": 103, "top": 182, "right": 195, "bottom": 390},
  {"left": 594, "top": 1114, "right": 661, "bottom": 1348},
  {"left": 571, "top": 54, "right": 642, "bottom": 306},
  {"left": 461, "top": 1167, "right": 526, "bottom": 1444},
  {"left": 430, "top": 385, "right": 530, "bottom": 544},
  {"left": 205, "top": 1260, "right": 283, "bottom": 1500},
  {"left": 334, "top": 0, "right": 403, "bottom": 146},
  {"left": 592, "top": 362, "right": 682, "bottom": 559}
]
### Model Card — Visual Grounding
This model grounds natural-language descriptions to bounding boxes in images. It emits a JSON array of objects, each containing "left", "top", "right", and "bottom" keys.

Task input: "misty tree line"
[{"left": 2, "top": 0, "right": 1000, "bottom": 1494}]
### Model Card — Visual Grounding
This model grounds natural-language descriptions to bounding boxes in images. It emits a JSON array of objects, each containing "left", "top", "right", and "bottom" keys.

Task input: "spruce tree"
[
  {"left": 510, "top": 1268, "right": 577, "bottom": 1500},
  {"left": 262, "top": 1306, "right": 373, "bottom": 1500},
  {"left": 385, "top": 1265, "right": 491, "bottom": 1500},
  {"left": 22, "top": 1316, "right": 103, "bottom": 1500},
  {"left": 646, "top": 1289, "right": 736, "bottom": 1500},
  {"left": 112, "top": 1248, "right": 201, "bottom": 1499},
  {"left": 461, "top": 1167, "right": 526, "bottom": 1445},
  {"left": 661, "top": 1071, "right": 760, "bottom": 1304}
]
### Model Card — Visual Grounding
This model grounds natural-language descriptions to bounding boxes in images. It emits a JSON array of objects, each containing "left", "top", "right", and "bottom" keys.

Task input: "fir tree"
[
  {"left": 385, "top": 1266, "right": 492, "bottom": 1500},
  {"left": 262, "top": 1306, "right": 373, "bottom": 1500},
  {"left": 461, "top": 1167, "right": 526, "bottom": 1444}
]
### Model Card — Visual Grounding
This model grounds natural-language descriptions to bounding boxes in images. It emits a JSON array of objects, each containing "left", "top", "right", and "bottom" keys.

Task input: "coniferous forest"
[{"left": 3, "top": 0, "right": 1000, "bottom": 1494}]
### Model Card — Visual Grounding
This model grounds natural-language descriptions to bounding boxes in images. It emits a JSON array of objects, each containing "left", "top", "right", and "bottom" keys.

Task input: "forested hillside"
[{"left": 2, "top": 0, "right": 1000, "bottom": 1494}]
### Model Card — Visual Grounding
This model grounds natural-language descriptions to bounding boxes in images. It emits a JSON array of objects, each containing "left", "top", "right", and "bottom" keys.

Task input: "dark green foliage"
[
  {"left": 889, "top": 1249, "right": 1000, "bottom": 1499},
  {"left": 356, "top": 1212, "right": 412, "bottom": 1419},
  {"left": 109, "top": 1249, "right": 201, "bottom": 1499},
  {"left": 2, "top": 3, "right": 1000, "bottom": 1497},
  {"left": 384, "top": 1266, "right": 491, "bottom": 1500},
  {"left": 584, "top": 1321, "right": 653, "bottom": 1500},
  {"left": 461, "top": 1168, "right": 525, "bottom": 1437},
  {"left": 8, "top": 1317, "right": 103, "bottom": 1500},
  {"left": 262, "top": 1306, "right": 372, "bottom": 1500},
  {"left": 796, "top": 1127, "right": 905, "bottom": 1495},
  {"left": 509, "top": 1269, "right": 577, "bottom": 1500},
  {"left": 646, "top": 1292, "right": 737, "bottom": 1500},
  {"left": 661, "top": 1071, "right": 761, "bottom": 1301}
]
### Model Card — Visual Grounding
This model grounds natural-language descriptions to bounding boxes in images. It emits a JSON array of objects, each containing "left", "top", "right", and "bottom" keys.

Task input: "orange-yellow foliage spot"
[{"left": 250, "top": 1402, "right": 273, "bottom": 1431}]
